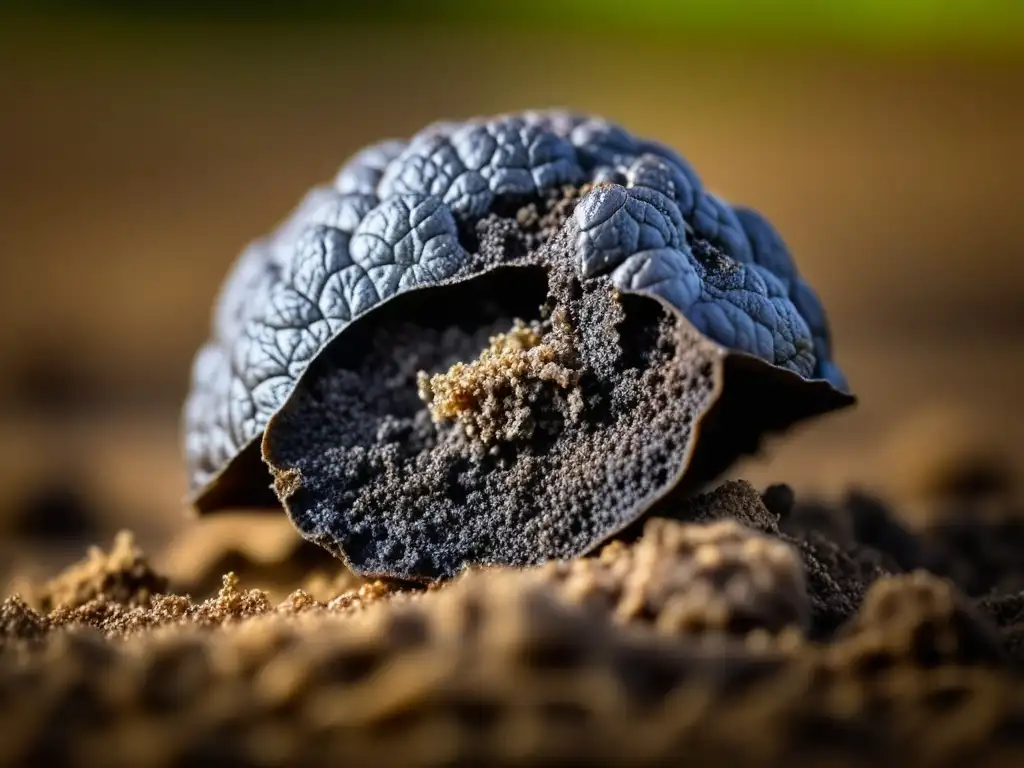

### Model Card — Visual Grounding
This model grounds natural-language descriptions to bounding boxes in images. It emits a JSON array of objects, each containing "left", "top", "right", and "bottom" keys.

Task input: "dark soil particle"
[
  {"left": 979, "top": 591, "right": 1024, "bottom": 666},
  {"left": 780, "top": 484, "right": 1024, "bottom": 598},
  {"left": 671, "top": 478, "right": 780, "bottom": 535}
]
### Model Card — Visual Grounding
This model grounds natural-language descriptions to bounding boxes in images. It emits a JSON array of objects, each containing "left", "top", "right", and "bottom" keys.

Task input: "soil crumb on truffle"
[{"left": 416, "top": 316, "right": 583, "bottom": 448}]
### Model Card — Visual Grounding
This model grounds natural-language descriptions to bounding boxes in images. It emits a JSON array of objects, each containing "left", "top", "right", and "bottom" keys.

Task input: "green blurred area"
[{"left": 3, "top": 0, "right": 1023, "bottom": 55}]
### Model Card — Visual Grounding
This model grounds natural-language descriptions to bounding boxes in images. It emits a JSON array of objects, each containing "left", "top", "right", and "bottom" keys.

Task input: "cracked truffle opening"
[{"left": 264, "top": 256, "right": 721, "bottom": 582}]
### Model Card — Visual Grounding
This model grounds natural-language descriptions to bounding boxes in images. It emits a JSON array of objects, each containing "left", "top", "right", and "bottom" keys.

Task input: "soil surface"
[{"left": 3, "top": 474, "right": 1024, "bottom": 767}]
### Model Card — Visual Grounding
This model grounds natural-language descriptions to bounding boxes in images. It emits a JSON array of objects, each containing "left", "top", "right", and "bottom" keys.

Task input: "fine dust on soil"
[
  {"left": 4, "top": 478, "right": 1024, "bottom": 767},
  {"left": 266, "top": 185, "right": 723, "bottom": 583}
]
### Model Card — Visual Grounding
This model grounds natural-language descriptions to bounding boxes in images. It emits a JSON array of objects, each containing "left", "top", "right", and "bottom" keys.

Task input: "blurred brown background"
[{"left": 1, "top": 7, "right": 1022, "bottom": 588}]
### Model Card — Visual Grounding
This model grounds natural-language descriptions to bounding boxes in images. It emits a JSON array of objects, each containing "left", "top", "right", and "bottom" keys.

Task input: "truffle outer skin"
[{"left": 184, "top": 111, "right": 848, "bottom": 501}]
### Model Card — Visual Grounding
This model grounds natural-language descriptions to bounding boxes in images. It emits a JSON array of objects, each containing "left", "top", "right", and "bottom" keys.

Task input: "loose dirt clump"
[
  {"left": 29, "top": 530, "right": 168, "bottom": 612},
  {"left": 417, "top": 316, "right": 583, "bottom": 448},
  {"left": 537, "top": 516, "right": 809, "bottom": 640}
]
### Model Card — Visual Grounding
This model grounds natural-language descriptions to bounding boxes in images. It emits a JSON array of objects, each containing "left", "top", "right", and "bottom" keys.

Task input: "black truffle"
[{"left": 183, "top": 112, "right": 853, "bottom": 581}]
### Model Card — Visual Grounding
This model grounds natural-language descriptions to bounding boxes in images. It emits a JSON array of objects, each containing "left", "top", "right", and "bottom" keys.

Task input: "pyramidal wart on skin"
[{"left": 182, "top": 110, "right": 854, "bottom": 582}]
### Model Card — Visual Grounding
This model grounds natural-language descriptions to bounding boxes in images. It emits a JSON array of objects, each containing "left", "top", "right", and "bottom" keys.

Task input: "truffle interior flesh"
[{"left": 264, "top": 256, "right": 721, "bottom": 582}]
